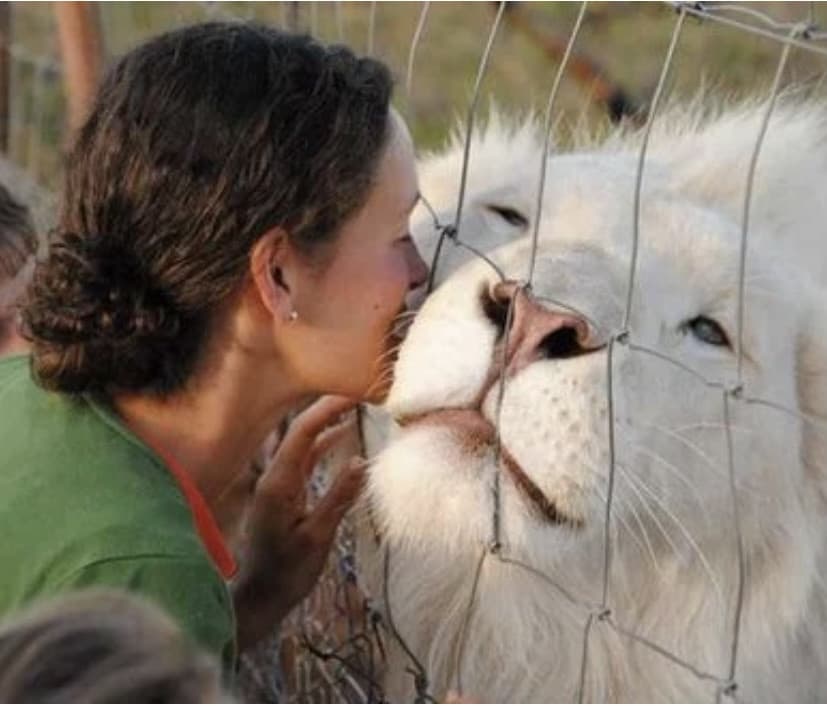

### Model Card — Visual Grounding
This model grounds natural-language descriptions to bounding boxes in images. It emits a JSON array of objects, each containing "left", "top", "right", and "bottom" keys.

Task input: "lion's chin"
[{"left": 396, "top": 408, "right": 579, "bottom": 528}]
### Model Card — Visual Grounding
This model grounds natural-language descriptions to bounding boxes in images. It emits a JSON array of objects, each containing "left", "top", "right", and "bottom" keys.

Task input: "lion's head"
[{"left": 356, "top": 103, "right": 827, "bottom": 702}]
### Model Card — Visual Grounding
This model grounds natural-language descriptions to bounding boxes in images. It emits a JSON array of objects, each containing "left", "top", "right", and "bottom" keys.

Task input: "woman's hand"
[{"left": 232, "top": 396, "right": 366, "bottom": 651}]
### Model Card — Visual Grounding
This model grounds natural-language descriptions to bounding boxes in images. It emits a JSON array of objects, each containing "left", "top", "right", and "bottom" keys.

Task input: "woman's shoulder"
[
  {"left": 0, "top": 363, "right": 185, "bottom": 517},
  {"left": 0, "top": 363, "right": 222, "bottom": 603},
  {"left": 0, "top": 353, "right": 29, "bottom": 387},
  {"left": 0, "top": 356, "right": 235, "bottom": 665},
  {"left": 50, "top": 553, "right": 235, "bottom": 666}
]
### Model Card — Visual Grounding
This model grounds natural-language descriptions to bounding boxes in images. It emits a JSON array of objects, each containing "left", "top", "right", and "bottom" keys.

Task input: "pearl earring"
[{"left": 288, "top": 310, "right": 298, "bottom": 322}]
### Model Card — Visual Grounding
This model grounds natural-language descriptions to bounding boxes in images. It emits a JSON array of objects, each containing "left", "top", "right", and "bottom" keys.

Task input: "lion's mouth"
[{"left": 396, "top": 408, "right": 578, "bottom": 528}]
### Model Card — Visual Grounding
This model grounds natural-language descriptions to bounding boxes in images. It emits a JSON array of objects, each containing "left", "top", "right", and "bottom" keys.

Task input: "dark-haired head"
[
  {"left": 22, "top": 22, "right": 416, "bottom": 397},
  {"left": 0, "top": 589, "right": 224, "bottom": 703},
  {"left": 0, "top": 182, "right": 36, "bottom": 354}
]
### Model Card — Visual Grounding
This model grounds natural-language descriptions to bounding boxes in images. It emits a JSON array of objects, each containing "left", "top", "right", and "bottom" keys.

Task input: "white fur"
[{"left": 355, "top": 100, "right": 827, "bottom": 702}]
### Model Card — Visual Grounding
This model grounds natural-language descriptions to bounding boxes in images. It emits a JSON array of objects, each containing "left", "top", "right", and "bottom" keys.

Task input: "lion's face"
[{"left": 360, "top": 115, "right": 827, "bottom": 701}]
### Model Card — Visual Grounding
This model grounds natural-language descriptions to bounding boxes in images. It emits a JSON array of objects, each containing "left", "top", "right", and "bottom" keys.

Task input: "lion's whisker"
[
  {"left": 593, "top": 482, "right": 661, "bottom": 574},
  {"left": 670, "top": 421, "right": 756, "bottom": 436},
  {"left": 619, "top": 439, "right": 713, "bottom": 513},
  {"left": 617, "top": 464, "right": 725, "bottom": 607},
  {"left": 615, "top": 463, "right": 684, "bottom": 560},
  {"left": 637, "top": 422, "right": 761, "bottom": 497}
]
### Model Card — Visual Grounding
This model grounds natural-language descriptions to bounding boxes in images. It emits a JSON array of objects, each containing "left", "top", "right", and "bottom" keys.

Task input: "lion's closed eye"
[{"left": 485, "top": 204, "right": 529, "bottom": 230}]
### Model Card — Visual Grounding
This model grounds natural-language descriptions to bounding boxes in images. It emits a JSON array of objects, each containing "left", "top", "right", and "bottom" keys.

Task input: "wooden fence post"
[
  {"left": 0, "top": 3, "right": 10, "bottom": 153},
  {"left": 54, "top": 2, "right": 104, "bottom": 135}
]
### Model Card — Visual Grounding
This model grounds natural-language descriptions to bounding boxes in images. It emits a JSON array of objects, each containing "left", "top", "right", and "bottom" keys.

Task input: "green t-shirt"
[{"left": 0, "top": 355, "right": 236, "bottom": 672}]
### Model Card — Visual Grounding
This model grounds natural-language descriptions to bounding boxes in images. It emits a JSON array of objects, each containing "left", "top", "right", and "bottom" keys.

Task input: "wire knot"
[
  {"left": 613, "top": 330, "right": 630, "bottom": 345},
  {"left": 441, "top": 224, "right": 459, "bottom": 242},
  {"left": 794, "top": 21, "right": 817, "bottom": 39},
  {"left": 595, "top": 607, "right": 611, "bottom": 622},
  {"left": 727, "top": 384, "right": 744, "bottom": 399},
  {"left": 408, "top": 668, "right": 431, "bottom": 702},
  {"left": 673, "top": 1, "right": 704, "bottom": 15},
  {"left": 717, "top": 679, "right": 738, "bottom": 700}
]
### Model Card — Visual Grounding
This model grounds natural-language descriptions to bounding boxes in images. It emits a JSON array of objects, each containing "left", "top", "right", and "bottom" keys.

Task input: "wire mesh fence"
[
  {"left": 365, "top": 2, "right": 827, "bottom": 703},
  {"left": 4, "top": 1, "right": 827, "bottom": 702}
]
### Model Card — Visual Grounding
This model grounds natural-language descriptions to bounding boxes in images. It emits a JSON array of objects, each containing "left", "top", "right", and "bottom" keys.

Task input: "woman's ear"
[{"left": 250, "top": 228, "right": 295, "bottom": 323}]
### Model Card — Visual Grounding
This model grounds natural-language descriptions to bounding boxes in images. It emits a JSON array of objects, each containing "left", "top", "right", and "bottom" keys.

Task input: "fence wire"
[
  {"left": 359, "top": 1, "right": 827, "bottom": 704},
  {"left": 5, "top": 1, "right": 827, "bottom": 703}
]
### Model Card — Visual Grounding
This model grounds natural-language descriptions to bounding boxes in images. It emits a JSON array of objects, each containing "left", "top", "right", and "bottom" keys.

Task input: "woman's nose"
[{"left": 407, "top": 241, "right": 429, "bottom": 291}]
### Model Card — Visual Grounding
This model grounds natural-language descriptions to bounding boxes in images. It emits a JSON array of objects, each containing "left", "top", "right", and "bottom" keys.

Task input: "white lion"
[{"left": 354, "top": 100, "right": 827, "bottom": 703}]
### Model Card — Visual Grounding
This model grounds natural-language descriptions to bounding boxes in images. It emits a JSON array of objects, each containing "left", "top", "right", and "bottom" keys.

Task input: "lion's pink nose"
[{"left": 488, "top": 280, "right": 595, "bottom": 376}]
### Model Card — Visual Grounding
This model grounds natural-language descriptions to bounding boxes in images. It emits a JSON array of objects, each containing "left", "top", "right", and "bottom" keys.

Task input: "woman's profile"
[{"left": 0, "top": 20, "right": 427, "bottom": 674}]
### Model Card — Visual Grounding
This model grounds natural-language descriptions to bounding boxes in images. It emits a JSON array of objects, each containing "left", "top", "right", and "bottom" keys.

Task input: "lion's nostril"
[{"left": 538, "top": 326, "right": 583, "bottom": 359}]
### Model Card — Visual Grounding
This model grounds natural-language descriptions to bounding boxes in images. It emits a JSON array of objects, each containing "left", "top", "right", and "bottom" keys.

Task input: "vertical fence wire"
[
  {"left": 9, "top": 57, "right": 26, "bottom": 168},
  {"left": 310, "top": 1, "right": 319, "bottom": 37},
  {"left": 26, "top": 61, "right": 45, "bottom": 181},
  {"left": 425, "top": 0, "right": 507, "bottom": 294},
  {"left": 734, "top": 27, "right": 797, "bottom": 384},
  {"left": 623, "top": 6, "right": 687, "bottom": 331},
  {"left": 405, "top": 2, "right": 430, "bottom": 106},
  {"left": 366, "top": 1, "right": 376, "bottom": 55},
  {"left": 718, "top": 389, "right": 743, "bottom": 703},
  {"left": 526, "top": 1, "right": 588, "bottom": 287},
  {"left": 335, "top": 0, "right": 344, "bottom": 42}
]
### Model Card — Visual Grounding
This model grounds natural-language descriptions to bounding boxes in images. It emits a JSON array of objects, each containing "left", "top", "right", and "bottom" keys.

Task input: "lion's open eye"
[
  {"left": 685, "top": 315, "right": 731, "bottom": 348},
  {"left": 485, "top": 204, "right": 529, "bottom": 229}
]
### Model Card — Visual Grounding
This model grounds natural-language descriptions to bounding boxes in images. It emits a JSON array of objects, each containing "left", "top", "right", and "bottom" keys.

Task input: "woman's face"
[{"left": 284, "top": 112, "right": 428, "bottom": 402}]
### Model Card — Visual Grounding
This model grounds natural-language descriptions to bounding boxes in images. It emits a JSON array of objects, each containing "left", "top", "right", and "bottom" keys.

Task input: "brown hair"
[
  {"left": 0, "top": 589, "right": 225, "bottom": 703},
  {"left": 0, "top": 181, "right": 36, "bottom": 281}
]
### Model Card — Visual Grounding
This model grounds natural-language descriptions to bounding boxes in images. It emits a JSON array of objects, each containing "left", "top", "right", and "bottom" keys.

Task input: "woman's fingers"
[
  {"left": 278, "top": 396, "right": 356, "bottom": 466},
  {"left": 298, "top": 415, "right": 359, "bottom": 480},
  {"left": 265, "top": 416, "right": 358, "bottom": 514},
  {"left": 304, "top": 456, "right": 367, "bottom": 544},
  {"left": 260, "top": 395, "right": 357, "bottom": 497}
]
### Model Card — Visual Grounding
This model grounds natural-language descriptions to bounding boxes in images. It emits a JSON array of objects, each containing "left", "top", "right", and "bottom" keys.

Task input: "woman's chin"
[
  {"left": 360, "top": 334, "right": 404, "bottom": 404},
  {"left": 361, "top": 377, "right": 392, "bottom": 405}
]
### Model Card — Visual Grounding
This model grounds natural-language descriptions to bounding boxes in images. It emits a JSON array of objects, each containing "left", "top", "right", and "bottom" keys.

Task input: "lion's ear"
[{"left": 796, "top": 293, "right": 827, "bottom": 503}]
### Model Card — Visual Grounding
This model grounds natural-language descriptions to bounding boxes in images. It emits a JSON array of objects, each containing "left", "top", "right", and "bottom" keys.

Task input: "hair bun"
[
  {"left": 27, "top": 231, "right": 180, "bottom": 345},
  {"left": 22, "top": 232, "right": 194, "bottom": 394}
]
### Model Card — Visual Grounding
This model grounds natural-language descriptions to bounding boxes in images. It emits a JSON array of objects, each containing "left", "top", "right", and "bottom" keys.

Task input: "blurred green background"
[{"left": 7, "top": 1, "right": 827, "bottom": 197}]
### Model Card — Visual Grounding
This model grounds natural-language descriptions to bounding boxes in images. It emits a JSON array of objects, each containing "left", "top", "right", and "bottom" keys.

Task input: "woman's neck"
[{"left": 113, "top": 341, "right": 310, "bottom": 535}]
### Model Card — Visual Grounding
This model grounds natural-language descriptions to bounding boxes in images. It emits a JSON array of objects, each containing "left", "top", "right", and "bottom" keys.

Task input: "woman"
[{"left": 0, "top": 22, "right": 427, "bottom": 674}]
